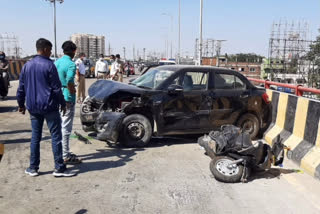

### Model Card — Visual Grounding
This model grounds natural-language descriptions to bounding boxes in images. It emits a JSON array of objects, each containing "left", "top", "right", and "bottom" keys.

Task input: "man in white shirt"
[
  {"left": 75, "top": 53, "right": 86, "bottom": 103},
  {"left": 95, "top": 54, "right": 109, "bottom": 79},
  {"left": 110, "top": 54, "right": 124, "bottom": 82}
]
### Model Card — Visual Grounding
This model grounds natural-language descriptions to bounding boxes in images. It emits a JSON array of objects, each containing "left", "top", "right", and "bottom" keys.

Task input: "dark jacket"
[{"left": 16, "top": 55, "right": 66, "bottom": 114}]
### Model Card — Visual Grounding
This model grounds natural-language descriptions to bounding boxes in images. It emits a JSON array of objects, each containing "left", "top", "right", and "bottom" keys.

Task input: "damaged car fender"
[{"left": 95, "top": 112, "right": 126, "bottom": 142}]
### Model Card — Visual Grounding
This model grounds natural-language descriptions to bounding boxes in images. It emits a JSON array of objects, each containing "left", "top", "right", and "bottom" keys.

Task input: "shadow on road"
[
  {"left": 2, "top": 136, "right": 51, "bottom": 144},
  {"left": 70, "top": 147, "right": 144, "bottom": 174},
  {"left": 148, "top": 135, "right": 200, "bottom": 147},
  {"left": 75, "top": 209, "right": 88, "bottom": 214},
  {"left": 0, "top": 106, "right": 17, "bottom": 113},
  {"left": 0, "top": 96, "right": 17, "bottom": 101},
  {"left": 0, "top": 129, "right": 31, "bottom": 135},
  {"left": 248, "top": 168, "right": 298, "bottom": 182}
]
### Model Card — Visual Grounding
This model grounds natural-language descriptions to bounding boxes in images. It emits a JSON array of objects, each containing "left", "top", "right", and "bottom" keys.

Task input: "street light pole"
[
  {"left": 46, "top": 0, "right": 64, "bottom": 59},
  {"left": 178, "top": 0, "right": 181, "bottom": 64},
  {"left": 198, "top": 0, "right": 203, "bottom": 65},
  {"left": 161, "top": 13, "right": 173, "bottom": 59},
  {"left": 53, "top": 0, "right": 57, "bottom": 59}
]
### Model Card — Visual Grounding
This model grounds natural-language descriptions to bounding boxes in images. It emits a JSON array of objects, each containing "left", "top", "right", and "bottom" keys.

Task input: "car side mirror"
[{"left": 168, "top": 84, "right": 183, "bottom": 95}]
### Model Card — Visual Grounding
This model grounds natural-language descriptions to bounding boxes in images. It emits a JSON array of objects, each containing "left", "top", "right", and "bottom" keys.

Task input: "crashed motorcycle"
[{"left": 198, "top": 125, "right": 286, "bottom": 183}]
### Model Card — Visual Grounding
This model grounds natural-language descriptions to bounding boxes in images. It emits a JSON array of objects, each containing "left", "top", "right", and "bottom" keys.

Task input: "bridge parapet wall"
[{"left": 264, "top": 89, "right": 320, "bottom": 179}]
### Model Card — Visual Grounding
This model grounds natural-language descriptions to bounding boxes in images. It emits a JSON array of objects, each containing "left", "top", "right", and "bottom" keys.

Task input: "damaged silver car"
[{"left": 80, "top": 65, "right": 271, "bottom": 147}]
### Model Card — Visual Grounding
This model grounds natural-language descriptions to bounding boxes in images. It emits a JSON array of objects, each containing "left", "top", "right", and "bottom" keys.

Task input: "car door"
[
  {"left": 158, "top": 70, "right": 211, "bottom": 134},
  {"left": 209, "top": 71, "right": 250, "bottom": 129}
]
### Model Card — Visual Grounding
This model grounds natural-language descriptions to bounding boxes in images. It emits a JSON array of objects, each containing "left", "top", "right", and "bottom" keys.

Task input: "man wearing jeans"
[
  {"left": 55, "top": 41, "right": 81, "bottom": 164},
  {"left": 17, "top": 38, "right": 75, "bottom": 177}
]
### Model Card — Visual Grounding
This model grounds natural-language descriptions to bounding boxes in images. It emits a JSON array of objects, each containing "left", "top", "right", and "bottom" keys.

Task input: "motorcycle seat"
[{"left": 237, "top": 141, "right": 265, "bottom": 163}]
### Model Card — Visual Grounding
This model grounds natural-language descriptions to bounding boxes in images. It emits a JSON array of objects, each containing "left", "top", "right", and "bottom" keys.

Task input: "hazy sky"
[{"left": 1, "top": 0, "right": 320, "bottom": 58}]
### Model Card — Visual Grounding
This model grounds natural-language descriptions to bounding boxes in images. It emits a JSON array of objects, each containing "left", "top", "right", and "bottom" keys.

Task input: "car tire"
[
  {"left": 210, "top": 156, "right": 244, "bottom": 183},
  {"left": 120, "top": 114, "right": 152, "bottom": 147},
  {"left": 237, "top": 113, "right": 260, "bottom": 139}
]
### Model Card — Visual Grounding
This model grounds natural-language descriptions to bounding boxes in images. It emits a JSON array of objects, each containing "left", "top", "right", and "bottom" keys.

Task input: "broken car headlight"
[{"left": 81, "top": 96, "right": 103, "bottom": 114}]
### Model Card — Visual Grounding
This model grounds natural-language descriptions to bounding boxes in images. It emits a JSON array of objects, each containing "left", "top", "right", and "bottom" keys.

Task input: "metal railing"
[{"left": 247, "top": 78, "right": 320, "bottom": 96}]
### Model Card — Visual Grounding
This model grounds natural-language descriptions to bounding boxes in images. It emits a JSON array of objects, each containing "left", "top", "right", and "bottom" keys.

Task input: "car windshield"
[{"left": 131, "top": 68, "right": 175, "bottom": 89}]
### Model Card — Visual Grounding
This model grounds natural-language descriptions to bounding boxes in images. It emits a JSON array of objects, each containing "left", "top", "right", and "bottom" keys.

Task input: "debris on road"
[{"left": 73, "top": 131, "right": 92, "bottom": 144}]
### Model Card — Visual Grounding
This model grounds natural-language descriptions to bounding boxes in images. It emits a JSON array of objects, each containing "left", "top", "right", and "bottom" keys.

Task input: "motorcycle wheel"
[{"left": 210, "top": 156, "right": 244, "bottom": 183}]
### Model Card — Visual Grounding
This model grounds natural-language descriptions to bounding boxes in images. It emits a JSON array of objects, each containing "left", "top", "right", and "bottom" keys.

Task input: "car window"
[
  {"left": 182, "top": 72, "right": 208, "bottom": 91},
  {"left": 132, "top": 69, "right": 175, "bottom": 89},
  {"left": 214, "top": 73, "right": 247, "bottom": 90}
]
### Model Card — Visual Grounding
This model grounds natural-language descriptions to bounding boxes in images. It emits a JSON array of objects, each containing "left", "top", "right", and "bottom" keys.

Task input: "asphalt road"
[{"left": 1, "top": 74, "right": 320, "bottom": 214}]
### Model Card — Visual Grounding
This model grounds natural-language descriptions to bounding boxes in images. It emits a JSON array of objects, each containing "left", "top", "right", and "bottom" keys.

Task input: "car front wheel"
[
  {"left": 120, "top": 114, "right": 152, "bottom": 147},
  {"left": 236, "top": 113, "right": 260, "bottom": 139}
]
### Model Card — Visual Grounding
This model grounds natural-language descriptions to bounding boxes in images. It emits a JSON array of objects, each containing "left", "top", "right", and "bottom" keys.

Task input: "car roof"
[{"left": 157, "top": 65, "right": 238, "bottom": 73}]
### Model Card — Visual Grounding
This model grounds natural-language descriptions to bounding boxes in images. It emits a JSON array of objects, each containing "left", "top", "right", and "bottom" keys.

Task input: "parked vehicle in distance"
[
  {"left": 80, "top": 65, "right": 271, "bottom": 147},
  {"left": 159, "top": 59, "right": 176, "bottom": 65},
  {"left": 124, "top": 62, "right": 135, "bottom": 76}
]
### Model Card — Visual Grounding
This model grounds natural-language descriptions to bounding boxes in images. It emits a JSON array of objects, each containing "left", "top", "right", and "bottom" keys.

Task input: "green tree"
[{"left": 307, "top": 29, "right": 320, "bottom": 88}]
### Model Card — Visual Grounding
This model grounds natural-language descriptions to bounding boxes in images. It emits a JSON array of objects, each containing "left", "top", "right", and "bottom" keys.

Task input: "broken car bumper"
[{"left": 81, "top": 112, "right": 126, "bottom": 142}]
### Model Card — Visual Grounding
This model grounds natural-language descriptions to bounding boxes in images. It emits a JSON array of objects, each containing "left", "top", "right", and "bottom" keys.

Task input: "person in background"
[
  {"left": 75, "top": 53, "right": 86, "bottom": 103},
  {"left": 17, "top": 38, "right": 75, "bottom": 177},
  {"left": 110, "top": 54, "right": 124, "bottom": 82},
  {"left": 95, "top": 54, "right": 109, "bottom": 79},
  {"left": 0, "top": 51, "right": 10, "bottom": 99},
  {"left": 55, "top": 41, "right": 82, "bottom": 164}
]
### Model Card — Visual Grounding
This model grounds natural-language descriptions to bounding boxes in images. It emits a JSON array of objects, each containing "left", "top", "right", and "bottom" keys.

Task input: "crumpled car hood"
[{"left": 88, "top": 80, "right": 143, "bottom": 102}]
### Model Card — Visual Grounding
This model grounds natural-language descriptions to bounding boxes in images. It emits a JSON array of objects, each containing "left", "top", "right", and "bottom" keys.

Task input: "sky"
[{"left": 1, "top": 0, "right": 320, "bottom": 59}]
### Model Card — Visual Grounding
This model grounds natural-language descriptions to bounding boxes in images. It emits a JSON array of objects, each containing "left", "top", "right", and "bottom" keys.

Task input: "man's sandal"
[{"left": 64, "top": 153, "right": 82, "bottom": 164}]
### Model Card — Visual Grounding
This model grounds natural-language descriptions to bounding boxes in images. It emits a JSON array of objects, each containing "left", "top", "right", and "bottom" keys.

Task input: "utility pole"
[
  {"left": 143, "top": 48, "right": 146, "bottom": 61},
  {"left": 178, "top": 0, "right": 181, "bottom": 64},
  {"left": 161, "top": 12, "right": 173, "bottom": 59},
  {"left": 133, "top": 45, "right": 135, "bottom": 61},
  {"left": 215, "top": 40, "right": 226, "bottom": 67},
  {"left": 46, "top": 0, "right": 64, "bottom": 59},
  {"left": 198, "top": 0, "right": 203, "bottom": 65}
]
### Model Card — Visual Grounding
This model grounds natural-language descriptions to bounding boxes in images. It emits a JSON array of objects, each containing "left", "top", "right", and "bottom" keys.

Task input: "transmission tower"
[
  {"left": 0, "top": 33, "right": 21, "bottom": 59},
  {"left": 268, "top": 19, "right": 314, "bottom": 83}
]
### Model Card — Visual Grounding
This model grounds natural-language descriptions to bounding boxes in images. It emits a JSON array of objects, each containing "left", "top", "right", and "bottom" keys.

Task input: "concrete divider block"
[
  {"left": 8, "top": 60, "right": 26, "bottom": 81},
  {"left": 264, "top": 89, "right": 320, "bottom": 180}
]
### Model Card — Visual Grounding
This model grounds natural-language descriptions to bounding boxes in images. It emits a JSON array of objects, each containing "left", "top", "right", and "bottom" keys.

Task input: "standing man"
[
  {"left": 55, "top": 41, "right": 82, "bottom": 164},
  {"left": 75, "top": 53, "right": 86, "bottom": 103},
  {"left": 110, "top": 54, "right": 124, "bottom": 82},
  {"left": 95, "top": 54, "right": 109, "bottom": 79},
  {"left": 17, "top": 38, "right": 75, "bottom": 177}
]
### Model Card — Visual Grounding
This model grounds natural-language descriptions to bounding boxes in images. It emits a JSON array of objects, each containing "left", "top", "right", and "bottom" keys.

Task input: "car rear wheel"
[
  {"left": 120, "top": 114, "right": 152, "bottom": 147},
  {"left": 237, "top": 113, "right": 260, "bottom": 139}
]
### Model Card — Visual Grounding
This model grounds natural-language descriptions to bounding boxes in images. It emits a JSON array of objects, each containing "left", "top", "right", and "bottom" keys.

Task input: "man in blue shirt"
[
  {"left": 17, "top": 38, "right": 75, "bottom": 177},
  {"left": 55, "top": 41, "right": 81, "bottom": 164}
]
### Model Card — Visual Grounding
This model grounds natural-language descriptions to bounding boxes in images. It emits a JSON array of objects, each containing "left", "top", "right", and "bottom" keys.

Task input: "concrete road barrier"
[
  {"left": 264, "top": 89, "right": 320, "bottom": 179},
  {"left": 0, "top": 144, "right": 4, "bottom": 162},
  {"left": 8, "top": 60, "right": 26, "bottom": 81}
]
